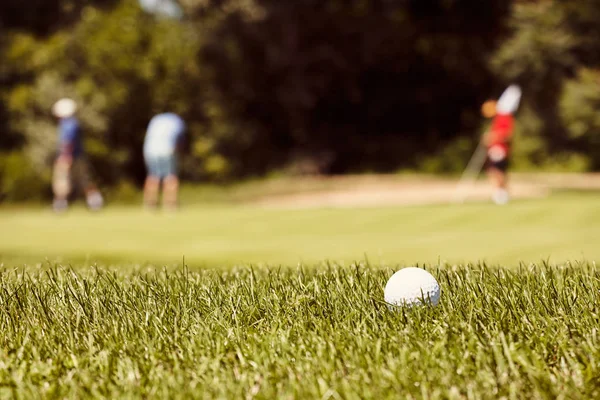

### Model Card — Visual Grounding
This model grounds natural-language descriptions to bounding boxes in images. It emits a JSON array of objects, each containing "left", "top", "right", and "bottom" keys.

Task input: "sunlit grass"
[
  {"left": 0, "top": 262, "right": 598, "bottom": 398},
  {"left": 1, "top": 192, "right": 599, "bottom": 267}
]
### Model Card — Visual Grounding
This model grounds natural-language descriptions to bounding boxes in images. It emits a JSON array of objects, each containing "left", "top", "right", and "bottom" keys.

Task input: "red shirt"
[{"left": 488, "top": 114, "right": 514, "bottom": 154}]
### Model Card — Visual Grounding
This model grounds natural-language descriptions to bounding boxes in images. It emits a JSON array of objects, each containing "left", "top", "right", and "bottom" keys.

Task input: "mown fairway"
[
  {"left": 0, "top": 264, "right": 598, "bottom": 399},
  {"left": 1, "top": 191, "right": 599, "bottom": 267}
]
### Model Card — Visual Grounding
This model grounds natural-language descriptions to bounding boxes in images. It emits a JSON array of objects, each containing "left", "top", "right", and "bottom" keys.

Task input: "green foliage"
[
  {"left": 200, "top": 0, "right": 509, "bottom": 175},
  {"left": 492, "top": 1, "right": 600, "bottom": 169},
  {"left": 0, "top": 263, "right": 598, "bottom": 398},
  {"left": 560, "top": 68, "right": 600, "bottom": 168},
  {"left": 0, "top": 1, "right": 210, "bottom": 187},
  {"left": 492, "top": 2, "right": 577, "bottom": 91},
  {"left": 2, "top": 0, "right": 600, "bottom": 200},
  {"left": 106, "top": 180, "right": 141, "bottom": 204},
  {"left": 0, "top": 152, "right": 49, "bottom": 202},
  {"left": 0, "top": 0, "right": 511, "bottom": 193},
  {"left": 417, "top": 136, "right": 477, "bottom": 174}
]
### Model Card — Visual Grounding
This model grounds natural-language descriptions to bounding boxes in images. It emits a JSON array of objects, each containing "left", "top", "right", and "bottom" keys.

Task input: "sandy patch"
[{"left": 253, "top": 173, "right": 600, "bottom": 209}]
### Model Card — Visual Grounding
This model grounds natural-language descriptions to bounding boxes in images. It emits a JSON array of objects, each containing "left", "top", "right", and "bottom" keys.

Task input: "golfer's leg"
[
  {"left": 497, "top": 170, "right": 507, "bottom": 189},
  {"left": 163, "top": 175, "right": 179, "bottom": 210},
  {"left": 144, "top": 176, "right": 160, "bottom": 209},
  {"left": 52, "top": 161, "right": 71, "bottom": 212},
  {"left": 75, "top": 159, "right": 104, "bottom": 211},
  {"left": 488, "top": 167, "right": 509, "bottom": 205},
  {"left": 497, "top": 166, "right": 510, "bottom": 204},
  {"left": 143, "top": 155, "right": 161, "bottom": 209},
  {"left": 486, "top": 167, "right": 499, "bottom": 187},
  {"left": 162, "top": 154, "right": 179, "bottom": 210}
]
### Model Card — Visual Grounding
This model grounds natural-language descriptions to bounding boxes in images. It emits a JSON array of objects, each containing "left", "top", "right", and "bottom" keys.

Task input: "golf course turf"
[{"left": 0, "top": 190, "right": 599, "bottom": 398}]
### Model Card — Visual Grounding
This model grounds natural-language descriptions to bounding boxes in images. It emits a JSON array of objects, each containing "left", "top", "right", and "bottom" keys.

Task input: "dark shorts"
[
  {"left": 486, "top": 157, "right": 509, "bottom": 173},
  {"left": 144, "top": 153, "right": 178, "bottom": 178},
  {"left": 485, "top": 144, "right": 510, "bottom": 173}
]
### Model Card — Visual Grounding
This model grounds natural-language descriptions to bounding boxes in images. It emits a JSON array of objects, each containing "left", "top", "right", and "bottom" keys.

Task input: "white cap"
[
  {"left": 52, "top": 98, "right": 77, "bottom": 118},
  {"left": 496, "top": 85, "right": 522, "bottom": 115},
  {"left": 138, "top": 0, "right": 183, "bottom": 19}
]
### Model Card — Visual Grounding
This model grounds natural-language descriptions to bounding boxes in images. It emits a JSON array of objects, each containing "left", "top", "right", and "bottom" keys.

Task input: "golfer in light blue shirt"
[{"left": 143, "top": 112, "right": 186, "bottom": 209}]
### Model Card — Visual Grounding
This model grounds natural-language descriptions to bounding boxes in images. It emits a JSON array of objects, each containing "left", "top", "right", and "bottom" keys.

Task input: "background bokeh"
[{"left": 1, "top": 0, "right": 599, "bottom": 202}]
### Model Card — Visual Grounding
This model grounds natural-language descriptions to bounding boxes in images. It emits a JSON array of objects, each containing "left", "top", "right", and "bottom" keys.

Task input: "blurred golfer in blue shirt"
[{"left": 52, "top": 98, "right": 103, "bottom": 212}]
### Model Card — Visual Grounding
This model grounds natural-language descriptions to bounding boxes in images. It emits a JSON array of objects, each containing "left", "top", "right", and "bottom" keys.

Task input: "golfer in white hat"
[{"left": 52, "top": 98, "right": 103, "bottom": 212}]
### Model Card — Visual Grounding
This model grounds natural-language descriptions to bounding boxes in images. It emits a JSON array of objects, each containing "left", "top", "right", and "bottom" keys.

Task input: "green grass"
[
  {"left": 1, "top": 191, "right": 599, "bottom": 267},
  {"left": 0, "top": 263, "right": 598, "bottom": 399},
  {"left": 1, "top": 190, "right": 600, "bottom": 397}
]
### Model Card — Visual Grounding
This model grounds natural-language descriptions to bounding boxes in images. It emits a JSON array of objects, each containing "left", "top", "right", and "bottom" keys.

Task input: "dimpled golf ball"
[{"left": 384, "top": 267, "right": 441, "bottom": 307}]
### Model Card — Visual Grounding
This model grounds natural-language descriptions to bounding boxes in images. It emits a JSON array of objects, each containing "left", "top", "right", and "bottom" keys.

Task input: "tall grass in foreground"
[{"left": 0, "top": 263, "right": 598, "bottom": 399}]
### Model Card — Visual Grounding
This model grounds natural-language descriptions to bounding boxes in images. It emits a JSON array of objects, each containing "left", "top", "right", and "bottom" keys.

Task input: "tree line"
[{"left": 1, "top": 0, "right": 599, "bottom": 201}]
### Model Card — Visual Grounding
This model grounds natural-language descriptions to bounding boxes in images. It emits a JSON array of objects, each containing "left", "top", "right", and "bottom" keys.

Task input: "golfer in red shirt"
[{"left": 481, "top": 85, "right": 521, "bottom": 205}]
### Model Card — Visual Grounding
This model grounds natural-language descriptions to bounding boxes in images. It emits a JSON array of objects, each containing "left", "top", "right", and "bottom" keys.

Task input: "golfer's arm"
[{"left": 485, "top": 129, "right": 504, "bottom": 146}]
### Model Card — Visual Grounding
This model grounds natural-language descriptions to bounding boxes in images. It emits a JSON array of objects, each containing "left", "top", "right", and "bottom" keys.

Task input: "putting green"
[{"left": 1, "top": 190, "right": 598, "bottom": 268}]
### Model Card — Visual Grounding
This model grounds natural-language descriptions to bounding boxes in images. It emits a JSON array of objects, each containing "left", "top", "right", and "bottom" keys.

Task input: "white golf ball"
[{"left": 384, "top": 267, "right": 441, "bottom": 307}]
